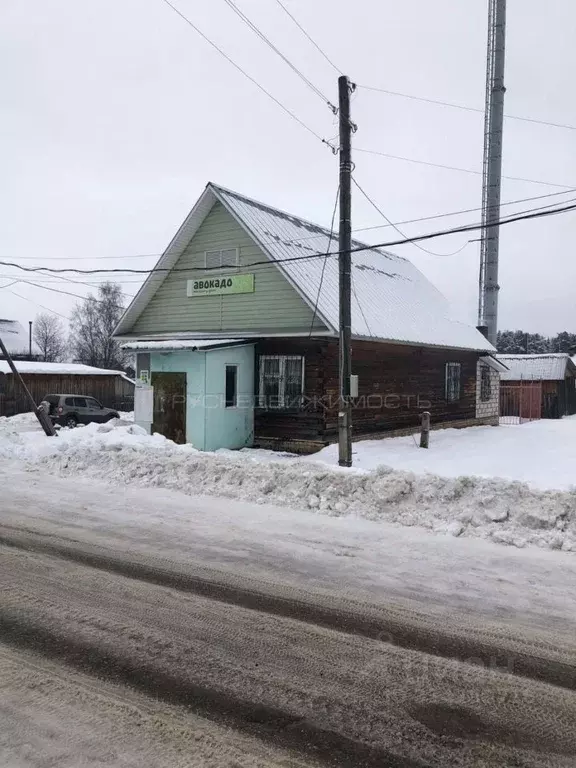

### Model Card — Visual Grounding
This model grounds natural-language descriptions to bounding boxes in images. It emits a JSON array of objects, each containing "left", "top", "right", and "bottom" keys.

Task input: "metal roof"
[
  {"left": 115, "top": 183, "right": 494, "bottom": 353},
  {"left": 122, "top": 339, "right": 249, "bottom": 351},
  {"left": 0, "top": 361, "right": 127, "bottom": 376},
  {"left": 0, "top": 319, "right": 36, "bottom": 355},
  {"left": 496, "top": 354, "right": 576, "bottom": 381}
]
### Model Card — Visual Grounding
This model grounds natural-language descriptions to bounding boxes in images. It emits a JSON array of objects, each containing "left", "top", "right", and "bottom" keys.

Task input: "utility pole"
[
  {"left": 338, "top": 74, "right": 353, "bottom": 467},
  {"left": 0, "top": 335, "right": 56, "bottom": 437},
  {"left": 477, "top": 0, "right": 507, "bottom": 346},
  {"left": 29, "top": 320, "right": 33, "bottom": 359}
]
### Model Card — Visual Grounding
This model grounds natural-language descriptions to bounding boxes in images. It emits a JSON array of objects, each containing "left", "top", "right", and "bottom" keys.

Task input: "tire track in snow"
[{"left": 1, "top": 525, "right": 575, "bottom": 694}]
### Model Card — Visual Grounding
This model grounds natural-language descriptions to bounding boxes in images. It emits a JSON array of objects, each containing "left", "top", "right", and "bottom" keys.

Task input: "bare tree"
[
  {"left": 69, "top": 282, "right": 127, "bottom": 370},
  {"left": 33, "top": 312, "right": 67, "bottom": 362}
]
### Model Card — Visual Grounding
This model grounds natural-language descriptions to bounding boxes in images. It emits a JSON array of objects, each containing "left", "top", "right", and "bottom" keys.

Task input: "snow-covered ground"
[
  {"left": 313, "top": 418, "right": 576, "bottom": 490},
  {"left": 1, "top": 412, "right": 576, "bottom": 552}
]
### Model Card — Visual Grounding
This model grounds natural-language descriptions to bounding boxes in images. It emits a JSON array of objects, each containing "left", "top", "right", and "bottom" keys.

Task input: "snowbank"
[
  {"left": 235, "top": 419, "right": 576, "bottom": 493},
  {"left": 3, "top": 414, "right": 576, "bottom": 553}
]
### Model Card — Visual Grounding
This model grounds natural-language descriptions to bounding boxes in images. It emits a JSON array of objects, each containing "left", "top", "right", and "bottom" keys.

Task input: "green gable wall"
[{"left": 131, "top": 202, "right": 328, "bottom": 336}]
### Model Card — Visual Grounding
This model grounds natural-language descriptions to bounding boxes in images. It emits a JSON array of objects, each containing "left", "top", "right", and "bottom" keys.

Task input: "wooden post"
[
  {"left": 0, "top": 334, "right": 57, "bottom": 437},
  {"left": 420, "top": 411, "right": 430, "bottom": 449}
]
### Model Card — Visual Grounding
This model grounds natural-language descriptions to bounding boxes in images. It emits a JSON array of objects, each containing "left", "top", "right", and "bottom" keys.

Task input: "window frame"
[
  {"left": 480, "top": 364, "right": 492, "bottom": 402},
  {"left": 204, "top": 247, "right": 239, "bottom": 270},
  {"left": 225, "top": 364, "right": 238, "bottom": 409},
  {"left": 258, "top": 355, "right": 305, "bottom": 409},
  {"left": 445, "top": 362, "right": 462, "bottom": 403}
]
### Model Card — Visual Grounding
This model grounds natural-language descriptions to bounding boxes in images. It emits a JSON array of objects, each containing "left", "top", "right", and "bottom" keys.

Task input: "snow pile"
[
  {"left": 0, "top": 412, "right": 193, "bottom": 463},
  {"left": 3, "top": 413, "right": 576, "bottom": 552},
  {"left": 310, "top": 419, "right": 576, "bottom": 492}
]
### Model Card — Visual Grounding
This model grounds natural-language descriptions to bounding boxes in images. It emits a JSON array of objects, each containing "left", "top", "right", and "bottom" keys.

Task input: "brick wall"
[{"left": 476, "top": 362, "right": 500, "bottom": 419}]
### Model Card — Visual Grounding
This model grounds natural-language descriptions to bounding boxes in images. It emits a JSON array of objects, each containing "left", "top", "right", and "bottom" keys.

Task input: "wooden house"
[
  {"left": 0, "top": 361, "right": 135, "bottom": 417},
  {"left": 115, "top": 183, "right": 499, "bottom": 452},
  {"left": 496, "top": 354, "right": 576, "bottom": 419}
]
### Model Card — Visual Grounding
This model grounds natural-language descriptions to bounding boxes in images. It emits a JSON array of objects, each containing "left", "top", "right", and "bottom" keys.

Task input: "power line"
[
  {"left": 221, "top": 0, "right": 335, "bottom": 110},
  {"left": 6, "top": 188, "right": 575, "bottom": 265},
  {"left": 355, "top": 146, "right": 574, "bottom": 190},
  {"left": 2, "top": 200, "right": 575, "bottom": 277},
  {"left": 308, "top": 185, "right": 339, "bottom": 336},
  {"left": 159, "top": 0, "right": 327, "bottom": 144},
  {"left": 3, "top": 286, "right": 71, "bottom": 321},
  {"left": 352, "top": 176, "right": 472, "bottom": 257},
  {"left": 273, "top": 0, "right": 342, "bottom": 75},
  {"left": 358, "top": 84, "right": 576, "bottom": 133},
  {"left": 1, "top": 278, "right": 128, "bottom": 312}
]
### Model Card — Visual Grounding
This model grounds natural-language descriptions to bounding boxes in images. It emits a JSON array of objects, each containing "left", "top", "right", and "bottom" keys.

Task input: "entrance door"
[{"left": 151, "top": 372, "right": 186, "bottom": 444}]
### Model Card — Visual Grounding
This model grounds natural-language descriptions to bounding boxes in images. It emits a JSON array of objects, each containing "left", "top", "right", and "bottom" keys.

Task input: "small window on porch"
[
  {"left": 480, "top": 364, "right": 492, "bottom": 402},
  {"left": 259, "top": 355, "right": 304, "bottom": 409},
  {"left": 205, "top": 248, "right": 239, "bottom": 270},
  {"left": 225, "top": 365, "right": 238, "bottom": 408},
  {"left": 445, "top": 362, "right": 461, "bottom": 402}
]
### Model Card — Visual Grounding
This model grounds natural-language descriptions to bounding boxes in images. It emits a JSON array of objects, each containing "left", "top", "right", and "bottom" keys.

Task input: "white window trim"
[
  {"left": 259, "top": 355, "right": 305, "bottom": 409},
  {"left": 204, "top": 247, "right": 239, "bottom": 270},
  {"left": 445, "top": 362, "right": 461, "bottom": 402}
]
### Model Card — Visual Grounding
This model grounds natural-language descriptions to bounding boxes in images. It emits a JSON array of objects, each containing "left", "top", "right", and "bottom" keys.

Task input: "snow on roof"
[
  {"left": 122, "top": 339, "right": 248, "bottom": 351},
  {"left": 0, "top": 319, "right": 36, "bottom": 355},
  {"left": 496, "top": 354, "right": 576, "bottom": 381},
  {"left": 0, "top": 360, "right": 128, "bottom": 376},
  {"left": 115, "top": 183, "right": 494, "bottom": 353}
]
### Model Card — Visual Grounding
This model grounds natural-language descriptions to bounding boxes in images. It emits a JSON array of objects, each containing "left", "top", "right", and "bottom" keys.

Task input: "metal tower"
[{"left": 477, "top": 0, "right": 507, "bottom": 345}]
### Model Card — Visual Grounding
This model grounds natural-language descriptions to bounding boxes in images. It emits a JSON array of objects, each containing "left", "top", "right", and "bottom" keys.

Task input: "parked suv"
[{"left": 40, "top": 394, "right": 120, "bottom": 428}]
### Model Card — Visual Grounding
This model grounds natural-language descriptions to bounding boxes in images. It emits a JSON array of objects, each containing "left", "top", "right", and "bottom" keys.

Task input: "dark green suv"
[{"left": 40, "top": 394, "right": 120, "bottom": 428}]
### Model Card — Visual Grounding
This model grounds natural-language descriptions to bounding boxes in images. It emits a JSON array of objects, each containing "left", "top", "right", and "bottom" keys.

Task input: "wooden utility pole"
[
  {"left": 0, "top": 335, "right": 57, "bottom": 436},
  {"left": 338, "top": 74, "right": 353, "bottom": 467}
]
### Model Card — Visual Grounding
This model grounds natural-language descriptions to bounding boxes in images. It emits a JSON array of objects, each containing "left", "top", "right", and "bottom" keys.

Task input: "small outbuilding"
[
  {"left": 496, "top": 353, "right": 576, "bottom": 419},
  {"left": 0, "top": 361, "right": 134, "bottom": 417}
]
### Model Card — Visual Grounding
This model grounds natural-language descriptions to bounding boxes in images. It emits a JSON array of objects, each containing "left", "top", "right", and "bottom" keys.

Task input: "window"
[
  {"left": 74, "top": 397, "right": 88, "bottom": 408},
  {"left": 86, "top": 398, "right": 102, "bottom": 409},
  {"left": 259, "top": 355, "right": 304, "bottom": 408},
  {"left": 445, "top": 362, "right": 461, "bottom": 402},
  {"left": 480, "top": 364, "right": 492, "bottom": 402},
  {"left": 205, "top": 248, "right": 239, "bottom": 270},
  {"left": 225, "top": 365, "right": 238, "bottom": 408},
  {"left": 65, "top": 397, "right": 75, "bottom": 407}
]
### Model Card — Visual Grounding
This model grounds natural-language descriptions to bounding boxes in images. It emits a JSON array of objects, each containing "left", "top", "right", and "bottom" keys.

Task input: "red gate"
[{"left": 500, "top": 380, "right": 542, "bottom": 424}]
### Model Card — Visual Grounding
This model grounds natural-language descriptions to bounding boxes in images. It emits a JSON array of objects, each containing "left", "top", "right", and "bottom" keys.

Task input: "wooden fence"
[{"left": 0, "top": 373, "right": 134, "bottom": 417}]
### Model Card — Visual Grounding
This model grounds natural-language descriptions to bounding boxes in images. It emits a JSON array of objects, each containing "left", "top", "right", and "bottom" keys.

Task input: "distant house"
[
  {"left": 114, "top": 182, "right": 500, "bottom": 453},
  {"left": 496, "top": 353, "right": 576, "bottom": 419},
  {"left": 0, "top": 319, "right": 36, "bottom": 359},
  {"left": 0, "top": 361, "right": 134, "bottom": 417}
]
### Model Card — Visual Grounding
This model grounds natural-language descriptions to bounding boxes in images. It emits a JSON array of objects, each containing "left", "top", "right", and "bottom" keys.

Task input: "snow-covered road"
[{"left": 2, "top": 468, "right": 576, "bottom": 765}]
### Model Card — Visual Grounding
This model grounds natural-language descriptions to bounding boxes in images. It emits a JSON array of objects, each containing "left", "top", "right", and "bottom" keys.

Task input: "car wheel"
[{"left": 64, "top": 415, "right": 78, "bottom": 429}]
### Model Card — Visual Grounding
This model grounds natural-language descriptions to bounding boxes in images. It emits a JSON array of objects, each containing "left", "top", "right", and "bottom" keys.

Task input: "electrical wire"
[
  {"left": 221, "top": 0, "right": 335, "bottom": 110},
  {"left": 3, "top": 287, "right": 71, "bottom": 321},
  {"left": 355, "top": 147, "right": 574, "bottom": 190},
  {"left": 351, "top": 271, "right": 373, "bottom": 338},
  {"left": 273, "top": 0, "right": 342, "bottom": 75},
  {"left": 357, "top": 84, "right": 576, "bottom": 133},
  {"left": 352, "top": 177, "right": 472, "bottom": 257},
  {"left": 159, "top": 0, "right": 327, "bottom": 144},
  {"left": 2, "top": 199, "right": 576, "bottom": 276},
  {"left": 6, "top": 187, "right": 575, "bottom": 263},
  {"left": 2, "top": 278, "right": 128, "bottom": 312},
  {"left": 308, "top": 185, "right": 339, "bottom": 337}
]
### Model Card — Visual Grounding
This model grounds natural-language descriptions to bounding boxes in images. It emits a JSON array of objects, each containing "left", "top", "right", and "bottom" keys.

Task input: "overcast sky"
[{"left": 1, "top": 0, "right": 574, "bottom": 338}]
